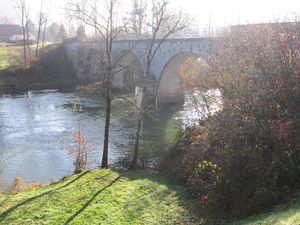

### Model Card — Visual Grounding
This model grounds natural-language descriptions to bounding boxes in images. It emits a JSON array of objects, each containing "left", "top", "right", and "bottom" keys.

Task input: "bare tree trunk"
[
  {"left": 25, "top": 25, "right": 31, "bottom": 65},
  {"left": 18, "top": 0, "right": 27, "bottom": 68},
  {"left": 101, "top": 80, "right": 112, "bottom": 168},
  {"left": 35, "top": 0, "right": 44, "bottom": 57},
  {"left": 67, "top": 0, "right": 153, "bottom": 169},
  {"left": 22, "top": 24, "right": 27, "bottom": 67},
  {"left": 130, "top": 0, "right": 184, "bottom": 169},
  {"left": 24, "top": 1, "right": 31, "bottom": 65},
  {"left": 41, "top": 16, "right": 47, "bottom": 56},
  {"left": 93, "top": 0, "right": 98, "bottom": 40},
  {"left": 101, "top": 0, "right": 114, "bottom": 169},
  {"left": 138, "top": 0, "right": 144, "bottom": 34},
  {"left": 131, "top": 116, "right": 141, "bottom": 169}
]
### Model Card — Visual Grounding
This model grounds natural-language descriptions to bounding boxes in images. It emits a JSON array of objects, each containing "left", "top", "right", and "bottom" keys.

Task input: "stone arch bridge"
[{"left": 63, "top": 38, "right": 215, "bottom": 104}]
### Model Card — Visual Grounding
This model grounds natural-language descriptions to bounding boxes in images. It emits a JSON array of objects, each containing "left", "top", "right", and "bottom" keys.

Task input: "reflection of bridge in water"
[{"left": 63, "top": 38, "right": 215, "bottom": 104}]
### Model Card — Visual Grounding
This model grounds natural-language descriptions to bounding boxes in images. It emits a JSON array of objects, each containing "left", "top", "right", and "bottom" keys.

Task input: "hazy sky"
[{"left": 0, "top": 0, "right": 299, "bottom": 29}]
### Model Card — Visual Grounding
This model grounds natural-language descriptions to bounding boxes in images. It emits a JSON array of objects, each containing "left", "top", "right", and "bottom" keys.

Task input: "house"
[
  {"left": 0, "top": 24, "right": 36, "bottom": 44},
  {"left": 9, "top": 33, "right": 36, "bottom": 45},
  {"left": 0, "top": 24, "right": 22, "bottom": 42}
]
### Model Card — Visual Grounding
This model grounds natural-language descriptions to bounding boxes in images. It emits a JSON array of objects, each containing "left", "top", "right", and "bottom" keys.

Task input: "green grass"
[
  {"left": 230, "top": 199, "right": 300, "bottom": 225},
  {"left": 1, "top": 169, "right": 300, "bottom": 225},
  {"left": 0, "top": 48, "right": 10, "bottom": 70},
  {"left": 0, "top": 43, "right": 57, "bottom": 70},
  {"left": 0, "top": 169, "right": 199, "bottom": 225},
  {"left": 0, "top": 46, "right": 23, "bottom": 70}
]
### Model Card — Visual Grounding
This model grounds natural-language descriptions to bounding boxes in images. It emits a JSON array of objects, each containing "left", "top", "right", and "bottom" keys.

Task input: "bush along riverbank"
[{"left": 160, "top": 21, "right": 300, "bottom": 222}]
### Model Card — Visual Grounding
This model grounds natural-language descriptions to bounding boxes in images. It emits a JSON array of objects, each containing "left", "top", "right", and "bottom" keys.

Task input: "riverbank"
[
  {"left": 231, "top": 194, "right": 300, "bottom": 225},
  {"left": 0, "top": 169, "right": 300, "bottom": 224},
  {"left": 0, "top": 44, "right": 78, "bottom": 95},
  {"left": 0, "top": 169, "right": 199, "bottom": 225}
]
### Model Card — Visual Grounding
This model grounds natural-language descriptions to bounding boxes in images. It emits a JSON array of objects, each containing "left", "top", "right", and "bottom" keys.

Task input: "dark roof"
[{"left": 0, "top": 24, "right": 22, "bottom": 37}]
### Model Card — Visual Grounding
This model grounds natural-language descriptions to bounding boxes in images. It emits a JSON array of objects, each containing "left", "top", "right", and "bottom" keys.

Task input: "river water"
[
  {"left": 0, "top": 89, "right": 186, "bottom": 189},
  {"left": 0, "top": 89, "right": 221, "bottom": 189}
]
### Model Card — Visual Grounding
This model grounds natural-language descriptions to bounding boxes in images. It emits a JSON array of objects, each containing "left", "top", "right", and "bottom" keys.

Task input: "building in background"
[
  {"left": 0, "top": 24, "right": 36, "bottom": 44},
  {"left": 0, "top": 24, "right": 22, "bottom": 42}
]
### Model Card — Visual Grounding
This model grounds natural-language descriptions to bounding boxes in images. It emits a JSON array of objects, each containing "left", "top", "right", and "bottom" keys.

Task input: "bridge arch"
[
  {"left": 156, "top": 52, "right": 210, "bottom": 104},
  {"left": 113, "top": 50, "right": 144, "bottom": 91}
]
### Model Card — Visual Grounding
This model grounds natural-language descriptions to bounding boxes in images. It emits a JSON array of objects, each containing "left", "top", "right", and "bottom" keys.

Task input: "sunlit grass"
[
  {"left": 0, "top": 42, "right": 57, "bottom": 71},
  {"left": 0, "top": 169, "right": 199, "bottom": 225},
  {"left": 0, "top": 48, "right": 10, "bottom": 70}
]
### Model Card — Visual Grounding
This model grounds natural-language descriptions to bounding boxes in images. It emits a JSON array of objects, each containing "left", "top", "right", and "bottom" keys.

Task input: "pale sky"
[{"left": 0, "top": 0, "right": 299, "bottom": 30}]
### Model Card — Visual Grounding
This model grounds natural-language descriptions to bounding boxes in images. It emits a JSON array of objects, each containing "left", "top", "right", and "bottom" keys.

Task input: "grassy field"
[
  {"left": 0, "top": 169, "right": 300, "bottom": 225},
  {"left": 0, "top": 47, "right": 11, "bottom": 70},
  {"left": 0, "top": 169, "right": 199, "bottom": 225},
  {"left": 0, "top": 45, "right": 24, "bottom": 70},
  {"left": 0, "top": 43, "right": 56, "bottom": 70}
]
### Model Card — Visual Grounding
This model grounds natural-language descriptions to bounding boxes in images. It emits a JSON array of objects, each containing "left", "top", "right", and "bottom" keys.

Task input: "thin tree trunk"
[
  {"left": 26, "top": 31, "right": 31, "bottom": 65},
  {"left": 101, "top": 80, "right": 112, "bottom": 168},
  {"left": 22, "top": 29, "right": 27, "bottom": 68},
  {"left": 131, "top": 116, "right": 142, "bottom": 169},
  {"left": 21, "top": 6, "right": 27, "bottom": 68},
  {"left": 130, "top": 0, "right": 183, "bottom": 169},
  {"left": 35, "top": 0, "right": 43, "bottom": 57},
  {"left": 41, "top": 17, "right": 47, "bottom": 55},
  {"left": 101, "top": 0, "right": 114, "bottom": 169},
  {"left": 24, "top": 5, "right": 31, "bottom": 65}
]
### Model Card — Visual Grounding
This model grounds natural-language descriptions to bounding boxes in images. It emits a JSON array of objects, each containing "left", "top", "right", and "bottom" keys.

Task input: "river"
[
  {"left": 0, "top": 88, "right": 221, "bottom": 190},
  {"left": 0, "top": 89, "right": 186, "bottom": 189}
]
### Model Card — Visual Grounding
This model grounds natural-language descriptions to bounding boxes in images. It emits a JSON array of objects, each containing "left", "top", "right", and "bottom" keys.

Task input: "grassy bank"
[
  {"left": 0, "top": 170, "right": 199, "bottom": 225},
  {"left": 0, "top": 43, "right": 56, "bottom": 71},
  {"left": 1, "top": 169, "right": 300, "bottom": 225},
  {"left": 231, "top": 196, "right": 300, "bottom": 225},
  {"left": 0, "top": 48, "right": 8, "bottom": 70},
  {"left": 0, "top": 43, "right": 77, "bottom": 94},
  {"left": 0, "top": 46, "right": 17, "bottom": 70}
]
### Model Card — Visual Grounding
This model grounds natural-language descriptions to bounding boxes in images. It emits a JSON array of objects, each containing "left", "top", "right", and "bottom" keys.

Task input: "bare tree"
[
  {"left": 41, "top": 15, "right": 48, "bottom": 56},
  {"left": 67, "top": 0, "right": 184, "bottom": 169},
  {"left": 67, "top": 0, "right": 130, "bottom": 168},
  {"left": 35, "top": 0, "right": 44, "bottom": 57},
  {"left": 15, "top": 0, "right": 29, "bottom": 68},
  {"left": 25, "top": 7, "right": 32, "bottom": 64},
  {"left": 92, "top": 0, "right": 98, "bottom": 40},
  {"left": 130, "top": 0, "right": 185, "bottom": 169},
  {"left": 129, "top": 0, "right": 147, "bottom": 35}
]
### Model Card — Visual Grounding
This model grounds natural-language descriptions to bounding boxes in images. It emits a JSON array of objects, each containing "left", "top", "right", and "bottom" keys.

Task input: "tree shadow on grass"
[
  {"left": 64, "top": 175, "right": 121, "bottom": 225},
  {"left": 113, "top": 171, "right": 202, "bottom": 225},
  {"left": 0, "top": 171, "right": 91, "bottom": 222}
]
